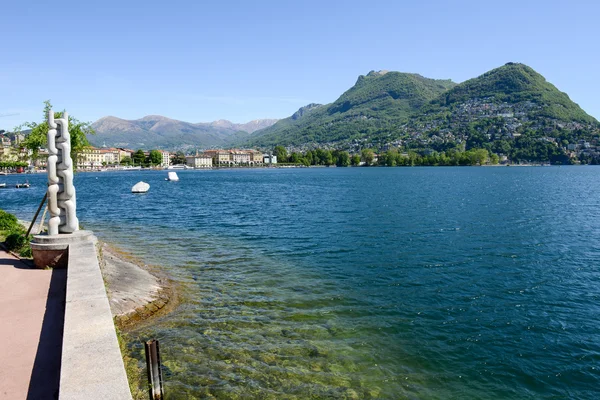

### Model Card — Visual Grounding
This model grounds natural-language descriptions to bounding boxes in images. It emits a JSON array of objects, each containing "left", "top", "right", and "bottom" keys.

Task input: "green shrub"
[
  {"left": 0, "top": 210, "right": 18, "bottom": 231},
  {"left": 5, "top": 232, "right": 33, "bottom": 257},
  {"left": 19, "top": 246, "right": 32, "bottom": 258},
  {"left": 5, "top": 233, "right": 27, "bottom": 251}
]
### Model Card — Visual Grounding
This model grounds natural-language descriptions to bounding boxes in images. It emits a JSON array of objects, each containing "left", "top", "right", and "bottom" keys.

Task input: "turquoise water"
[{"left": 2, "top": 167, "right": 600, "bottom": 398}]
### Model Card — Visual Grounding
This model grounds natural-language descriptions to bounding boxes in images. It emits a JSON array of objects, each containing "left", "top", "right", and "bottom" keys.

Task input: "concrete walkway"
[{"left": 0, "top": 249, "right": 65, "bottom": 400}]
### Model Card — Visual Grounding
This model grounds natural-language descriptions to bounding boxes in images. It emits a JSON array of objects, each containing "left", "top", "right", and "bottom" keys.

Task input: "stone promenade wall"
[{"left": 58, "top": 233, "right": 132, "bottom": 400}]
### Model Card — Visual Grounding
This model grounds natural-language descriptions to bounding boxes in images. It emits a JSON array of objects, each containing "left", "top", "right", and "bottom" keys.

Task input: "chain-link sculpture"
[{"left": 47, "top": 110, "right": 79, "bottom": 235}]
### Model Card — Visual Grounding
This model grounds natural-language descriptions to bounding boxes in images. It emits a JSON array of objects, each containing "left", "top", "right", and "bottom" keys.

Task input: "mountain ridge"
[
  {"left": 90, "top": 115, "right": 278, "bottom": 150},
  {"left": 243, "top": 70, "right": 457, "bottom": 148}
]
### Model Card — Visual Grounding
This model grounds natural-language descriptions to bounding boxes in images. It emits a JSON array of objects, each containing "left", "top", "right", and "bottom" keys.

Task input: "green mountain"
[
  {"left": 242, "top": 71, "right": 456, "bottom": 147},
  {"left": 392, "top": 63, "right": 599, "bottom": 162},
  {"left": 244, "top": 63, "right": 599, "bottom": 163},
  {"left": 425, "top": 62, "right": 595, "bottom": 123}
]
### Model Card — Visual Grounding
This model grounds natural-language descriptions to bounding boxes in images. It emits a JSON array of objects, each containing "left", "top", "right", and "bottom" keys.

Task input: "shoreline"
[
  {"left": 97, "top": 241, "right": 179, "bottom": 330},
  {"left": 1, "top": 162, "right": 579, "bottom": 175}
]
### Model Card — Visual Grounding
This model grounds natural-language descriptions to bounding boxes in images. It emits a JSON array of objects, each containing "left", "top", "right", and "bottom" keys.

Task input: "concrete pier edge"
[{"left": 32, "top": 231, "right": 133, "bottom": 399}]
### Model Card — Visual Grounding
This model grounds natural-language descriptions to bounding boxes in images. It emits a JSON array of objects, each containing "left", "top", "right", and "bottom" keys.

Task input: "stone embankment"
[{"left": 98, "top": 243, "right": 176, "bottom": 328}]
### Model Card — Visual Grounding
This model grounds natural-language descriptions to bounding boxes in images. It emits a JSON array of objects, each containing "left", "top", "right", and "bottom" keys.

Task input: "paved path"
[{"left": 0, "top": 249, "right": 64, "bottom": 399}]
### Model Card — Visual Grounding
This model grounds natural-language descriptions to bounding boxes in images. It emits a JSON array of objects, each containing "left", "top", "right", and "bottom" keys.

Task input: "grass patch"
[{"left": 0, "top": 209, "right": 18, "bottom": 231}]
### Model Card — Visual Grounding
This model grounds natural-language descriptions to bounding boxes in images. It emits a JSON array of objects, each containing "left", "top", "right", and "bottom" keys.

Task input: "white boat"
[
  {"left": 166, "top": 165, "right": 191, "bottom": 170},
  {"left": 123, "top": 166, "right": 142, "bottom": 171},
  {"left": 166, "top": 171, "right": 179, "bottom": 181},
  {"left": 131, "top": 181, "right": 150, "bottom": 193},
  {"left": 0, "top": 183, "right": 6, "bottom": 188}
]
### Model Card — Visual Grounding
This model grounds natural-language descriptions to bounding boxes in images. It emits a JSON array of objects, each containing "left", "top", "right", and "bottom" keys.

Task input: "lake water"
[{"left": 2, "top": 167, "right": 600, "bottom": 399}]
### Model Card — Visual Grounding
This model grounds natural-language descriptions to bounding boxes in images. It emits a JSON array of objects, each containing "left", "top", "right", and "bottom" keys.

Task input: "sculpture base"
[{"left": 31, "top": 230, "right": 95, "bottom": 269}]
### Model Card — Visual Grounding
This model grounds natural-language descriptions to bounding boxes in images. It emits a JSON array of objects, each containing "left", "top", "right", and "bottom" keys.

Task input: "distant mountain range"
[
  {"left": 238, "top": 63, "right": 599, "bottom": 163},
  {"left": 89, "top": 115, "right": 278, "bottom": 150}
]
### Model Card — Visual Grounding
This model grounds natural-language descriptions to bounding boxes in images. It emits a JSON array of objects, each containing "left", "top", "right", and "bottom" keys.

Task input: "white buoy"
[
  {"left": 131, "top": 181, "right": 150, "bottom": 193},
  {"left": 166, "top": 171, "right": 179, "bottom": 181}
]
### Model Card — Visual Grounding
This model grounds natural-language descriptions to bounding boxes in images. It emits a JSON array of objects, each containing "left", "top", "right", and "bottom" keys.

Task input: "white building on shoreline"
[{"left": 186, "top": 154, "right": 213, "bottom": 168}]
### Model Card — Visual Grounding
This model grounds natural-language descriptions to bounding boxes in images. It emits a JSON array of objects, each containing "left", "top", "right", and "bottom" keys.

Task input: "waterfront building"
[
  {"left": 78, "top": 147, "right": 133, "bottom": 169},
  {"left": 231, "top": 150, "right": 250, "bottom": 164},
  {"left": 1, "top": 135, "right": 10, "bottom": 148},
  {"left": 160, "top": 150, "right": 171, "bottom": 167},
  {"left": 78, "top": 147, "right": 104, "bottom": 168},
  {"left": 1, "top": 141, "right": 15, "bottom": 162},
  {"left": 249, "top": 150, "right": 264, "bottom": 165},
  {"left": 34, "top": 149, "right": 49, "bottom": 168},
  {"left": 204, "top": 149, "right": 233, "bottom": 165},
  {"left": 185, "top": 154, "right": 213, "bottom": 168},
  {"left": 116, "top": 148, "right": 133, "bottom": 161},
  {"left": 202, "top": 149, "right": 264, "bottom": 166},
  {"left": 263, "top": 154, "right": 277, "bottom": 164}
]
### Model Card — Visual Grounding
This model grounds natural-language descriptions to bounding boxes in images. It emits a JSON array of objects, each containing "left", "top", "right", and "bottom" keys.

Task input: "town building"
[
  {"left": 33, "top": 149, "right": 49, "bottom": 168},
  {"left": 204, "top": 149, "right": 233, "bottom": 165},
  {"left": 185, "top": 154, "right": 213, "bottom": 168},
  {"left": 160, "top": 150, "right": 171, "bottom": 167},
  {"left": 201, "top": 149, "right": 264, "bottom": 166},
  {"left": 77, "top": 147, "right": 133, "bottom": 169},
  {"left": 231, "top": 150, "right": 250, "bottom": 164},
  {"left": 263, "top": 154, "right": 277, "bottom": 164},
  {"left": 248, "top": 150, "right": 264, "bottom": 165}
]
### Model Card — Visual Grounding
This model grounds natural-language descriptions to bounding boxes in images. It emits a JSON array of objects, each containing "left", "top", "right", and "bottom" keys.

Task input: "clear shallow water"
[{"left": 2, "top": 167, "right": 600, "bottom": 399}]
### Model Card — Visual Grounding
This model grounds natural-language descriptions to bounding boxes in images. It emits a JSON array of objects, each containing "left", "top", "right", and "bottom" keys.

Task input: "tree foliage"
[
  {"left": 133, "top": 149, "right": 146, "bottom": 166},
  {"left": 265, "top": 146, "right": 506, "bottom": 167},
  {"left": 361, "top": 149, "right": 375, "bottom": 165},
  {"left": 274, "top": 145, "right": 288, "bottom": 163},
  {"left": 149, "top": 150, "right": 162, "bottom": 165},
  {"left": 172, "top": 151, "right": 186, "bottom": 165},
  {"left": 0, "top": 161, "right": 28, "bottom": 169},
  {"left": 18, "top": 100, "right": 94, "bottom": 162}
]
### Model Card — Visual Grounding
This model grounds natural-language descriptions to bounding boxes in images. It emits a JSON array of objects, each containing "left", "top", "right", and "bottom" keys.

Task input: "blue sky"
[{"left": 1, "top": 0, "right": 599, "bottom": 130}]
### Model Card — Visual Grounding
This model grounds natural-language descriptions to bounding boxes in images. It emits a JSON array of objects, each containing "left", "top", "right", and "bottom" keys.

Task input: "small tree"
[
  {"left": 323, "top": 150, "right": 333, "bottom": 166},
  {"left": 305, "top": 150, "right": 314, "bottom": 165},
  {"left": 350, "top": 154, "right": 361, "bottom": 166},
  {"left": 274, "top": 146, "right": 288, "bottom": 163},
  {"left": 385, "top": 149, "right": 398, "bottom": 167},
  {"left": 172, "top": 151, "right": 186, "bottom": 165},
  {"left": 18, "top": 100, "right": 94, "bottom": 164},
  {"left": 133, "top": 149, "right": 146, "bottom": 166},
  {"left": 149, "top": 150, "right": 162, "bottom": 165},
  {"left": 361, "top": 149, "right": 374, "bottom": 166},
  {"left": 336, "top": 151, "right": 350, "bottom": 167}
]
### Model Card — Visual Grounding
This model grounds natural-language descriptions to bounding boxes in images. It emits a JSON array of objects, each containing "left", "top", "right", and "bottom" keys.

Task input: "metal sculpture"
[{"left": 47, "top": 110, "right": 79, "bottom": 235}]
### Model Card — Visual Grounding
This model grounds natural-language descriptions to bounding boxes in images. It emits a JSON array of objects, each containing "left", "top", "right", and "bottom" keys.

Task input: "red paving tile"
[{"left": 0, "top": 250, "right": 52, "bottom": 399}]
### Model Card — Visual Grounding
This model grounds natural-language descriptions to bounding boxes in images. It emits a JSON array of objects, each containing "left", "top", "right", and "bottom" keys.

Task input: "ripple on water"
[{"left": 4, "top": 168, "right": 600, "bottom": 398}]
